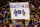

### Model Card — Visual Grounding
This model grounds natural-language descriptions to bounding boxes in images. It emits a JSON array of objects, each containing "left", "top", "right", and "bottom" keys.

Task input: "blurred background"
[{"left": 0, "top": 0, "right": 40, "bottom": 27}]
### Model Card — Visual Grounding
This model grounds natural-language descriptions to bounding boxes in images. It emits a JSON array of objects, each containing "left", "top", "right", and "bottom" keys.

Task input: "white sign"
[{"left": 9, "top": 2, "right": 30, "bottom": 19}]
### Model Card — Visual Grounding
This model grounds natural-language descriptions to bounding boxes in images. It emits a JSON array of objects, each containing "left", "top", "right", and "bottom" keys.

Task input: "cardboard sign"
[{"left": 10, "top": 2, "right": 30, "bottom": 19}]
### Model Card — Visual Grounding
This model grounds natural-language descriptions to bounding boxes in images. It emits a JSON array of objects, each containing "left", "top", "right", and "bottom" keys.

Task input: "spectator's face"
[
  {"left": 2, "top": 14, "right": 5, "bottom": 18},
  {"left": 18, "top": 22, "right": 23, "bottom": 27},
  {"left": 3, "top": 20, "right": 5, "bottom": 23},
  {"left": 34, "top": 18, "right": 38, "bottom": 24},
  {"left": 21, "top": 23, "right": 23, "bottom": 27},
  {"left": 31, "top": 15, "right": 34, "bottom": 18},
  {"left": 4, "top": 25, "right": 7, "bottom": 27},
  {"left": 11, "top": 24, "right": 15, "bottom": 27},
  {"left": 6, "top": 15, "right": 8, "bottom": 17},
  {"left": 35, "top": 14, "right": 38, "bottom": 17},
  {"left": 34, "top": 18, "right": 37, "bottom": 21},
  {"left": 6, "top": 18, "right": 8, "bottom": 21}
]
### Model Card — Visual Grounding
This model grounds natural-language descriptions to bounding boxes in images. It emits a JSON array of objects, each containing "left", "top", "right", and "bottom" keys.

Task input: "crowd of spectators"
[{"left": 0, "top": 0, "right": 40, "bottom": 27}]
